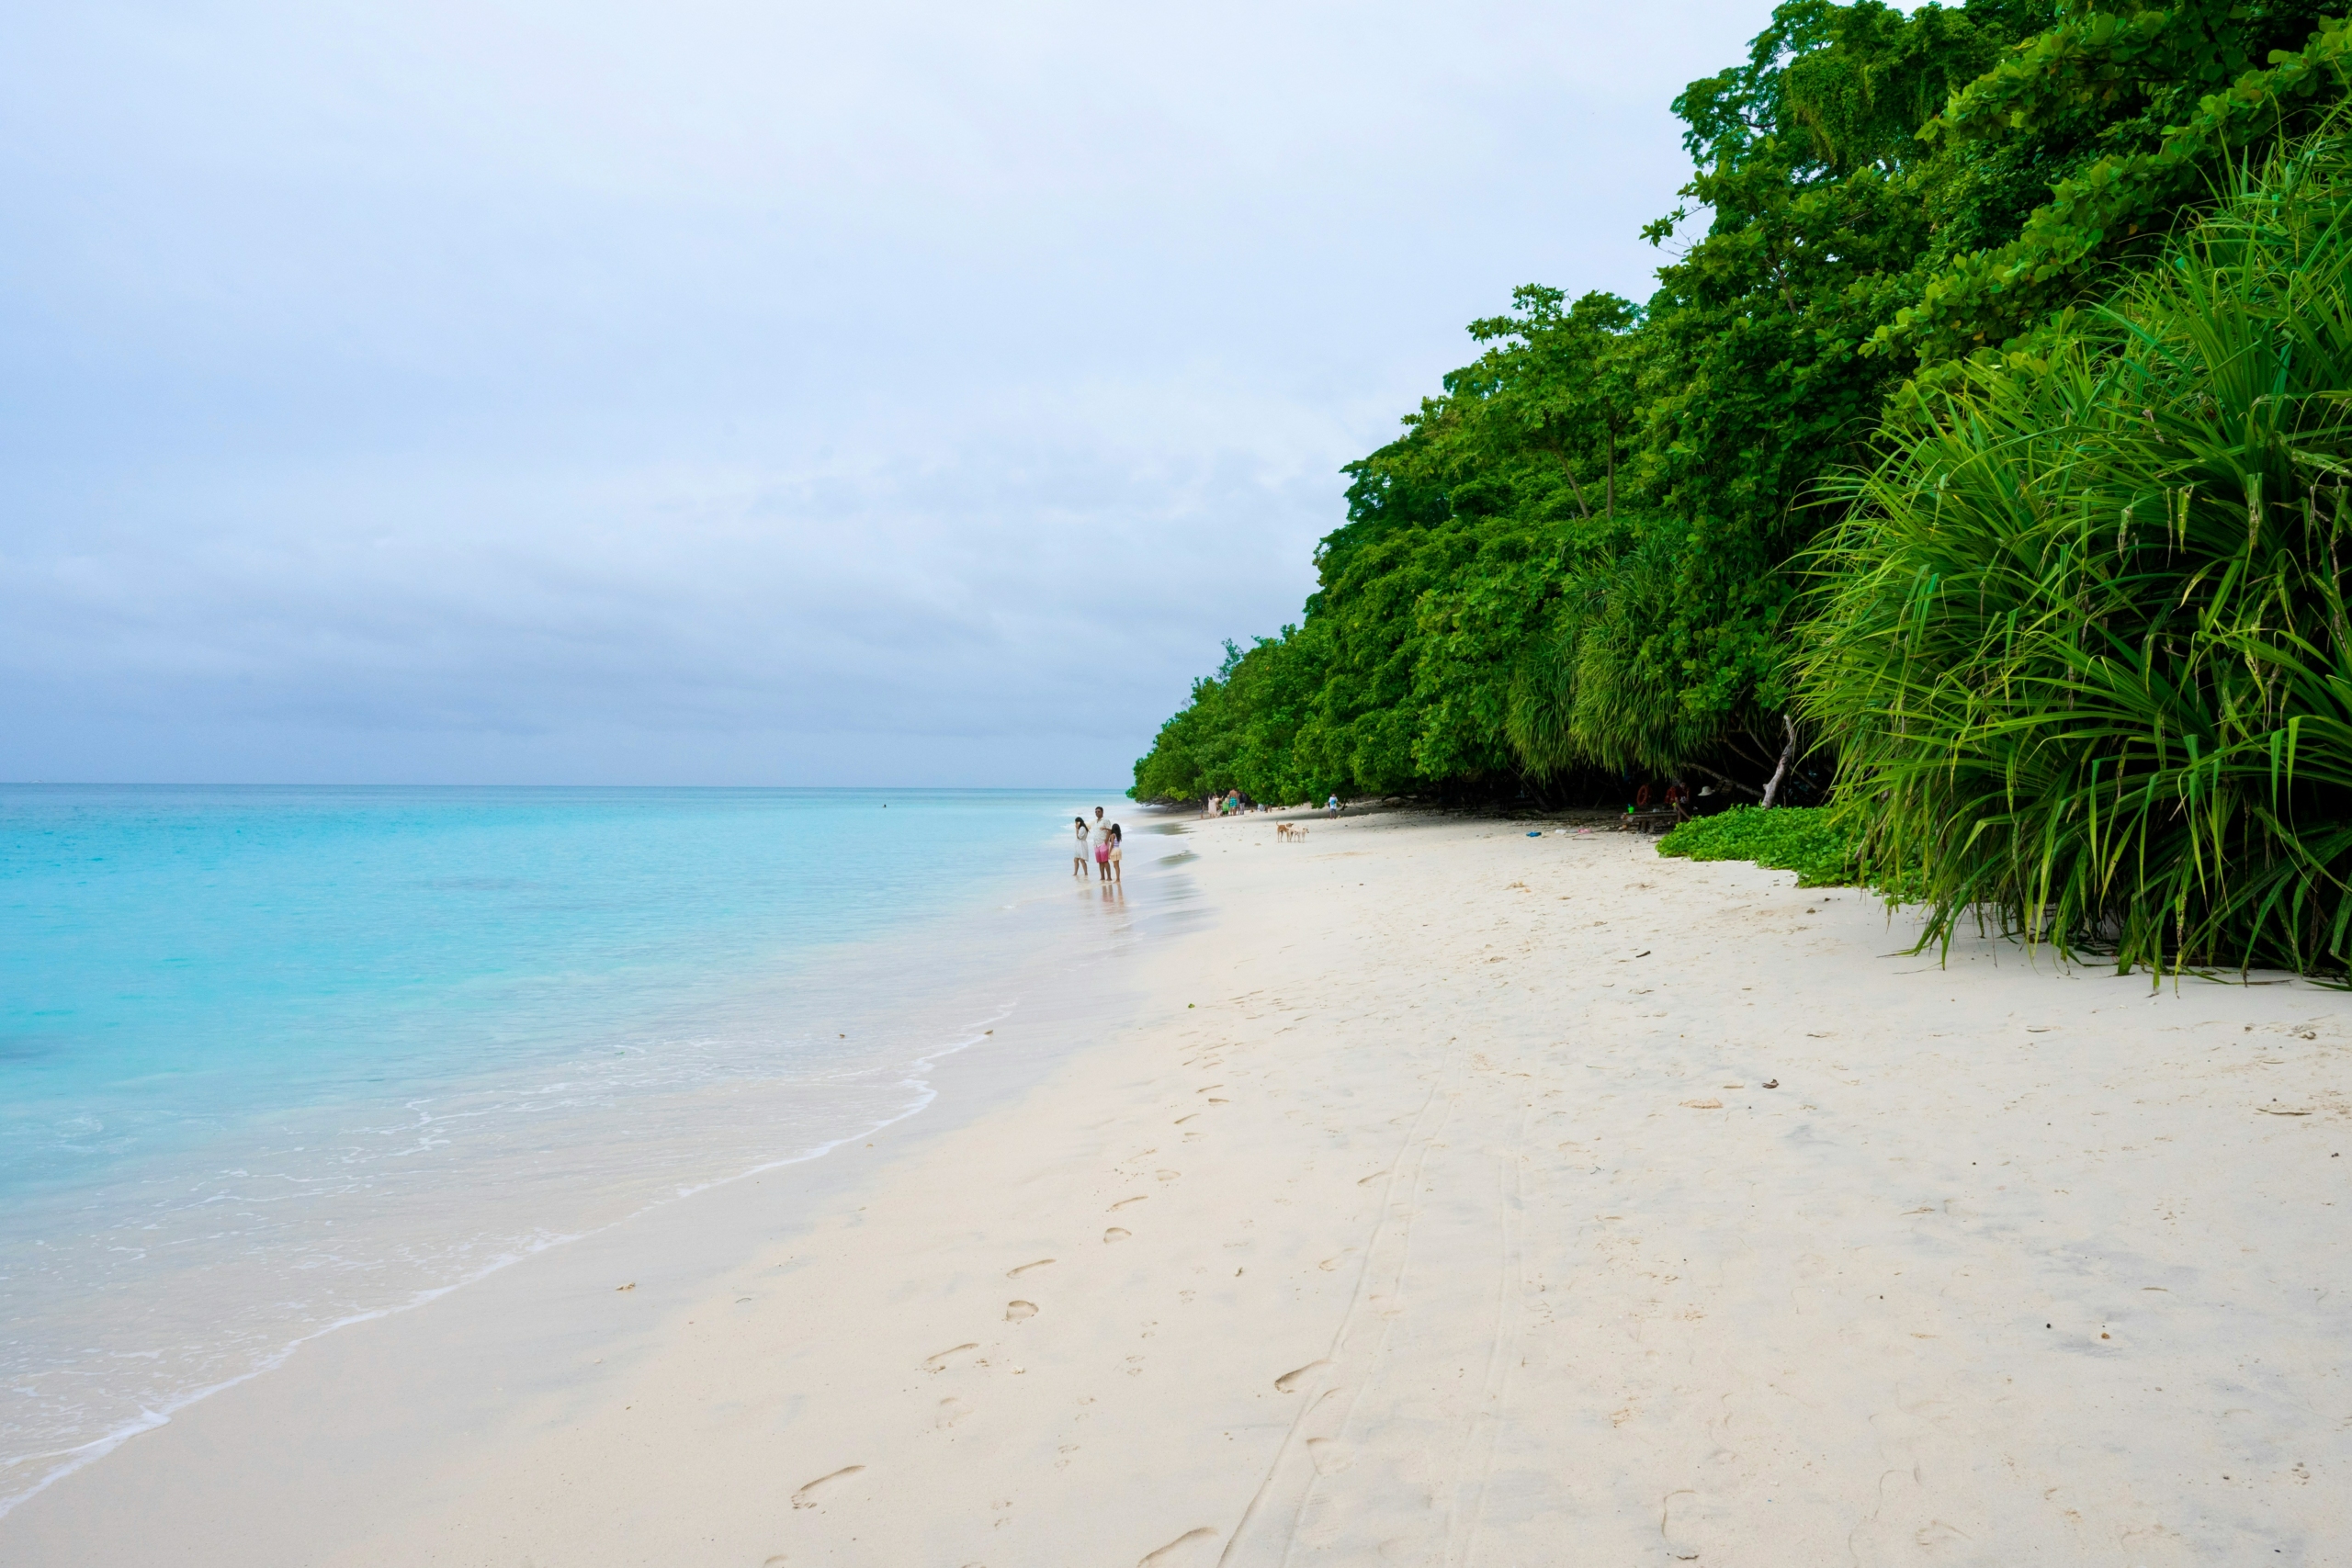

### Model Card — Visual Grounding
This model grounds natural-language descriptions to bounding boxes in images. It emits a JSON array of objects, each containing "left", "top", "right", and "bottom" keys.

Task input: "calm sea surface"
[{"left": 0, "top": 785, "right": 1175, "bottom": 1514}]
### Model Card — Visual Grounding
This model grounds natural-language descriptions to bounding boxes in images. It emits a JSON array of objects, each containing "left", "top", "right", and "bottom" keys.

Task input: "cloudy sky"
[{"left": 0, "top": 0, "right": 1771, "bottom": 786}]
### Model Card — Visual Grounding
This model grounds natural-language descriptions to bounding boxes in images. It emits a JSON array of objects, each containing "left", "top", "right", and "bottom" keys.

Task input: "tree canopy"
[{"left": 1135, "top": 0, "right": 2352, "bottom": 974}]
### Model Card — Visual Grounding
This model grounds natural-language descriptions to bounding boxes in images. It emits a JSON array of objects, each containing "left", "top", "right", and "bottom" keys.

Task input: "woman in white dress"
[{"left": 1072, "top": 816, "right": 1091, "bottom": 878}]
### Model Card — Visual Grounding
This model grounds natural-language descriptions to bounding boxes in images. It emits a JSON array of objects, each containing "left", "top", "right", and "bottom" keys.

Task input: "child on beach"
[{"left": 1107, "top": 824, "right": 1123, "bottom": 884}]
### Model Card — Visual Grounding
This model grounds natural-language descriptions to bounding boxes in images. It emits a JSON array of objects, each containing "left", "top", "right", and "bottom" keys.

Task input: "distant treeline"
[{"left": 1135, "top": 0, "right": 2352, "bottom": 976}]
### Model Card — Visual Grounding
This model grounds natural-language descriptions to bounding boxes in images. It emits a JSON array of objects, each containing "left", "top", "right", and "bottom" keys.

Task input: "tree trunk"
[
  {"left": 1759, "top": 714, "right": 1800, "bottom": 808},
  {"left": 1557, "top": 454, "right": 1592, "bottom": 519},
  {"left": 1604, "top": 417, "right": 1616, "bottom": 523},
  {"left": 1561, "top": 463, "right": 1599, "bottom": 517}
]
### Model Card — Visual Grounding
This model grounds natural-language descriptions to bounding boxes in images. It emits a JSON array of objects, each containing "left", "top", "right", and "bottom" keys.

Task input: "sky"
[{"left": 0, "top": 0, "right": 1775, "bottom": 787}]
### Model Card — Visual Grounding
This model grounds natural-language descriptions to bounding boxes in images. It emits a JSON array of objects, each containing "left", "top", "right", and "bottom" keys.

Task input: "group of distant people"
[
  {"left": 1073, "top": 807, "right": 1123, "bottom": 884},
  {"left": 1632, "top": 781, "right": 1697, "bottom": 820},
  {"left": 1070, "top": 791, "right": 1350, "bottom": 887},
  {"left": 1205, "top": 790, "right": 1341, "bottom": 818}
]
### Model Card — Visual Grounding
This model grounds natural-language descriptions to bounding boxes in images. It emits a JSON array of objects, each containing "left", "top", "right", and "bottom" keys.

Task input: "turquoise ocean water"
[{"left": 0, "top": 785, "right": 1176, "bottom": 1514}]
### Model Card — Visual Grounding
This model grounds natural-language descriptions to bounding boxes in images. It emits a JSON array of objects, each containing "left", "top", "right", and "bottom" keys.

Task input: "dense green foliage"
[
  {"left": 1806, "top": 138, "right": 2352, "bottom": 975},
  {"left": 1657, "top": 807, "right": 1863, "bottom": 886},
  {"left": 1137, "top": 0, "right": 2352, "bottom": 976}
]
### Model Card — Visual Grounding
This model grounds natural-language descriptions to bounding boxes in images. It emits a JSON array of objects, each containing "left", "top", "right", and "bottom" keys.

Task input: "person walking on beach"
[
  {"left": 1326, "top": 793, "right": 1340, "bottom": 818},
  {"left": 1091, "top": 807, "right": 1113, "bottom": 882},
  {"left": 1107, "top": 823, "right": 1123, "bottom": 885},
  {"left": 1072, "top": 815, "right": 1091, "bottom": 878}
]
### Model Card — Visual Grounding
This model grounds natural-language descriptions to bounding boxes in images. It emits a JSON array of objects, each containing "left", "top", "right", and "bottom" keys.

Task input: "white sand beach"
[{"left": 8, "top": 807, "right": 2346, "bottom": 1565}]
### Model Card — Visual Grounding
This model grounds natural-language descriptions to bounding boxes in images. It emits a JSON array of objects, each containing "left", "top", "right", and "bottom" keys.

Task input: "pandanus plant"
[{"left": 1803, "top": 132, "right": 2352, "bottom": 980}]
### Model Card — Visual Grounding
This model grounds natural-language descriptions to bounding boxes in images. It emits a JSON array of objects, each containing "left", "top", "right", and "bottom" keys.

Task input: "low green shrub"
[
  {"left": 1656, "top": 807, "right": 1860, "bottom": 887},
  {"left": 1802, "top": 138, "right": 2352, "bottom": 977}
]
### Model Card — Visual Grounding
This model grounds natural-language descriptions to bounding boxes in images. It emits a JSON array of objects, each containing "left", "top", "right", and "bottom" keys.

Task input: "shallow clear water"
[{"left": 0, "top": 784, "right": 1170, "bottom": 1513}]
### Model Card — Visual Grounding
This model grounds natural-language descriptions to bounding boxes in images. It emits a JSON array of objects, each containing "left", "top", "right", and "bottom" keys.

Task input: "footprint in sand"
[
  {"left": 1174, "top": 1113, "right": 1199, "bottom": 1124},
  {"left": 1357, "top": 1171, "right": 1387, "bottom": 1187},
  {"left": 1110, "top": 1196, "right": 1148, "bottom": 1211},
  {"left": 1659, "top": 1486, "right": 1704, "bottom": 1561},
  {"left": 1155, "top": 1169, "right": 1180, "bottom": 1181},
  {"left": 1317, "top": 1249, "right": 1358, "bottom": 1272},
  {"left": 1306, "top": 1438, "right": 1351, "bottom": 1475},
  {"left": 1005, "top": 1300, "right": 1038, "bottom": 1321},
  {"left": 789, "top": 1464, "right": 865, "bottom": 1510},
  {"left": 924, "top": 1343, "right": 979, "bottom": 1372},
  {"left": 1274, "top": 1359, "right": 1329, "bottom": 1393},
  {"left": 1007, "top": 1258, "right": 1055, "bottom": 1279},
  {"left": 1103, "top": 1227, "right": 1131, "bottom": 1243},
  {"left": 935, "top": 1397, "right": 972, "bottom": 1429},
  {"left": 1137, "top": 1527, "right": 1218, "bottom": 1566}
]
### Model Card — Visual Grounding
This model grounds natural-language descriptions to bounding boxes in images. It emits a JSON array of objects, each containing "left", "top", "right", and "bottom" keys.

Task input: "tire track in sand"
[{"left": 1217, "top": 1044, "right": 1463, "bottom": 1567}]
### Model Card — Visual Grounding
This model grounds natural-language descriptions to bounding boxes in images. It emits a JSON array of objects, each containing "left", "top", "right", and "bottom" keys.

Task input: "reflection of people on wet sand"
[
  {"left": 1107, "top": 823, "right": 1123, "bottom": 884},
  {"left": 1071, "top": 816, "right": 1090, "bottom": 878}
]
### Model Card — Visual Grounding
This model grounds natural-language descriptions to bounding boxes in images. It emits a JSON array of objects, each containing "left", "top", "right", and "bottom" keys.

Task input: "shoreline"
[
  {"left": 0, "top": 800, "right": 1178, "bottom": 1529},
  {"left": 8, "top": 807, "right": 2346, "bottom": 1563},
  {"left": 0, "top": 1001, "right": 1022, "bottom": 1529}
]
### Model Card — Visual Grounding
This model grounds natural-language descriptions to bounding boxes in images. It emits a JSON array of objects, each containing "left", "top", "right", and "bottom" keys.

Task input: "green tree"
[{"left": 1135, "top": 0, "right": 2352, "bottom": 833}]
